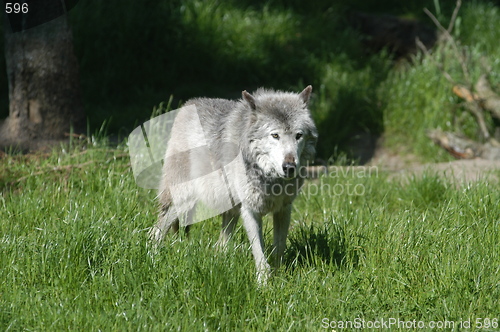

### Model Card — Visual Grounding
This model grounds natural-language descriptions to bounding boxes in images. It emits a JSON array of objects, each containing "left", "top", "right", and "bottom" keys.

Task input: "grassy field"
[
  {"left": 1, "top": 1, "right": 500, "bottom": 330},
  {"left": 1, "top": 143, "right": 499, "bottom": 330}
]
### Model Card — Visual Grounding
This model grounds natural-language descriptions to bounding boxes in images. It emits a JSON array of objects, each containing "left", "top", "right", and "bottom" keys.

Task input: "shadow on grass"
[{"left": 284, "top": 222, "right": 359, "bottom": 270}]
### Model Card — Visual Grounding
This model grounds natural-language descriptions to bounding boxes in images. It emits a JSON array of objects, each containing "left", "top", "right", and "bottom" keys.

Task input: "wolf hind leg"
[
  {"left": 216, "top": 206, "right": 241, "bottom": 248},
  {"left": 149, "top": 206, "right": 179, "bottom": 242},
  {"left": 170, "top": 218, "right": 191, "bottom": 236}
]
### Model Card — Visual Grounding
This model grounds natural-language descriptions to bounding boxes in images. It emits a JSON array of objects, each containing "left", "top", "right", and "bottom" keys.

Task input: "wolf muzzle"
[{"left": 282, "top": 154, "right": 297, "bottom": 178}]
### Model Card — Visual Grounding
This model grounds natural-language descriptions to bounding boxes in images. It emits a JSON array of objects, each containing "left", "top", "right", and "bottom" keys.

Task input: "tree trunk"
[{"left": 0, "top": 10, "right": 84, "bottom": 150}]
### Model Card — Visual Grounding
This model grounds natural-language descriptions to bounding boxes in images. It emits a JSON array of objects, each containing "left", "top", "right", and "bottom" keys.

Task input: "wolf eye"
[
  {"left": 295, "top": 133, "right": 303, "bottom": 140},
  {"left": 271, "top": 133, "right": 280, "bottom": 139}
]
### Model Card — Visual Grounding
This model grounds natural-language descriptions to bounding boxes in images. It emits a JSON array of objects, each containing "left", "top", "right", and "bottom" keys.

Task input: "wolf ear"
[
  {"left": 299, "top": 85, "right": 312, "bottom": 105},
  {"left": 242, "top": 90, "right": 256, "bottom": 110}
]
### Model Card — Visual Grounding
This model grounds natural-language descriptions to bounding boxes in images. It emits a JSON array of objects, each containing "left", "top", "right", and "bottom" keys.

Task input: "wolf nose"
[{"left": 282, "top": 162, "right": 296, "bottom": 178}]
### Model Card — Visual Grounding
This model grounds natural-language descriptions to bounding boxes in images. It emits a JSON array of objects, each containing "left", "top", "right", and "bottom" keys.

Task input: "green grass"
[
  {"left": 1, "top": 3, "right": 499, "bottom": 328},
  {"left": 1, "top": 144, "right": 499, "bottom": 330}
]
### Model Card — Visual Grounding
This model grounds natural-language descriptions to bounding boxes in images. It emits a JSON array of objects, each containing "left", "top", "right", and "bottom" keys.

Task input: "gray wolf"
[{"left": 149, "top": 86, "right": 318, "bottom": 284}]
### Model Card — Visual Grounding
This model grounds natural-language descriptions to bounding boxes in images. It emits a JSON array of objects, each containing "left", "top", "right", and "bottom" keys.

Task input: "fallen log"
[
  {"left": 475, "top": 75, "right": 500, "bottom": 120},
  {"left": 428, "top": 129, "right": 500, "bottom": 160}
]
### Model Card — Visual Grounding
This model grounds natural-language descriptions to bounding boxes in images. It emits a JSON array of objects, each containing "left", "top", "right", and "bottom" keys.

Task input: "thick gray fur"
[{"left": 150, "top": 86, "right": 318, "bottom": 284}]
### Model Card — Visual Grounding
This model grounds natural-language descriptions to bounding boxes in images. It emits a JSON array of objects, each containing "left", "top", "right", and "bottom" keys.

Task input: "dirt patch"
[{"left": 368, "top": 148, "right": 500, "bottom": 183}]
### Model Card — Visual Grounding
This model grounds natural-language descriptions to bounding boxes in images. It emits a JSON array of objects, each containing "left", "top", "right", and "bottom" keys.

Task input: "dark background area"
[{"left": 1, "top": 0, "right": 496, "bottom": 158}]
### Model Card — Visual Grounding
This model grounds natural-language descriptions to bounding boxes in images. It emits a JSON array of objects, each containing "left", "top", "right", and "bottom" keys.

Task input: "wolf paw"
[
  {"left": 256, "top": 263, "right": 272, "bottom": 286},
  {"left": 148, "top": 226, "right": 164, "bottom": 243}
]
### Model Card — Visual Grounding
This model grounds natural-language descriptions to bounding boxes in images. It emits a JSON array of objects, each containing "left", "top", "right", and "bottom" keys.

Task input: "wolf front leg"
[
  {"left": 273, "top": 204, "right": 292, "bottom": 269},
  {"left": 241, "top": 206, "right": 271, "bottom": 285}
]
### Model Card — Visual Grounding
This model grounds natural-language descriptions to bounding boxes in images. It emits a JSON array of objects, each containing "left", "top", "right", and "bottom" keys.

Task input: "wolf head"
[{"left": 242, "top": 86, "right": 318, "bottom": 179}]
